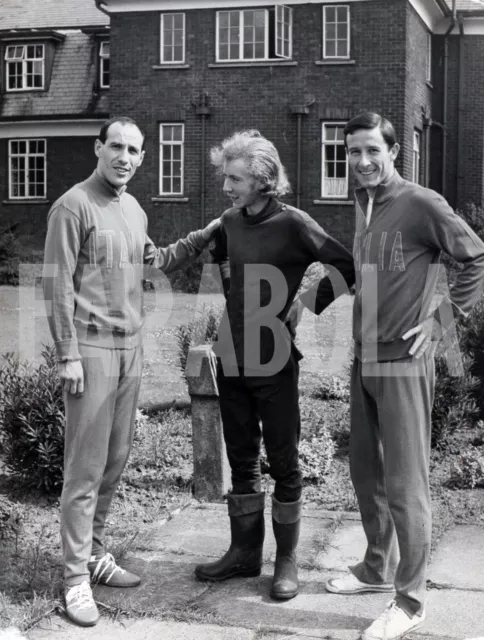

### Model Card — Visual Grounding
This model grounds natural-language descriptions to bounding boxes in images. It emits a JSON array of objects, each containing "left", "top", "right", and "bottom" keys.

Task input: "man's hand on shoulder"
[
  {"left": 201, "top": 217, "right": 222, "bottom": 242},
  {"left": 58, "top": 360, "right": 84, "bottom": 396}
]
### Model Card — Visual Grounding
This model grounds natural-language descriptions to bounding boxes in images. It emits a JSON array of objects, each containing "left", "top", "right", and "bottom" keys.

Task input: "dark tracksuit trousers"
[
  {"left": 349, "top": 354, "right": 435, "bottom": 616},
  {"left": 217, "top": 356, "right": 302, "bottom": 503}
]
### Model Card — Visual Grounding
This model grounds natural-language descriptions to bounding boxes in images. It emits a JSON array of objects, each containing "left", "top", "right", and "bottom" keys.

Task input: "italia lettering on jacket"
[
  {"left": 353, "top": 231, "right": 406, "bottom": 272},
  {"left": 88, "top": 229, "right": 145, "bottom": 268}
]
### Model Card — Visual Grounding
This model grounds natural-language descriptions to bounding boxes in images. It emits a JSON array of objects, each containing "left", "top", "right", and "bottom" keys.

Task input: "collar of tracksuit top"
[{"left": 88, "top": 170, "right": 128, "bottom": 201}]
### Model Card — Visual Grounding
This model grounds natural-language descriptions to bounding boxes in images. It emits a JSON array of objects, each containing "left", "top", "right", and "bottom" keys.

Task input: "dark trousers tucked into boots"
[
  {"left": 271, "top": 495, "right": 302, "bottom": 600},
  {"left": 194, "top": 492, "right": 265, "bottom": 581}
]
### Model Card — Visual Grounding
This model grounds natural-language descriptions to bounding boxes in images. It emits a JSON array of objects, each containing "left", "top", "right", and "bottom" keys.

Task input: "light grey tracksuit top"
[
  {"left": 353, "top": 170, "right": 484, "bottom": 362},
  {"left": 43, "top": 171, "right": 208, "bottom": 360}
]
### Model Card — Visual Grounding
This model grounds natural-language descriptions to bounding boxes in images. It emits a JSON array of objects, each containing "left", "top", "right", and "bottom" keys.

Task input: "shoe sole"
[
  {"left": 91, "top": 580, "right": 141, "bottom": 588},
  {"left": 326, "top": 580, "right": 394, "bottom": 595},
  {"left": 194, "top": 567, "right": 261, "bottom": 582},
  {"left": 361, "top": 616, "right": 425, "bottom": 640},
  {"left": 66, "top": 612, "right": 100, "bottom": 627}
]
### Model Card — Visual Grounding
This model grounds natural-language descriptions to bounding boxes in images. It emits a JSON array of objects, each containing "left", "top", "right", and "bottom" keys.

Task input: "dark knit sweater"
[{"left": 211, "top": 198, "right": 355, "bottom": 374}]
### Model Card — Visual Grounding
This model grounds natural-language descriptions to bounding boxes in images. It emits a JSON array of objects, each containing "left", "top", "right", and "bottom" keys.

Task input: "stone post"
[{"left": 186, "top": 344, "right": 230, "bottom": 502}]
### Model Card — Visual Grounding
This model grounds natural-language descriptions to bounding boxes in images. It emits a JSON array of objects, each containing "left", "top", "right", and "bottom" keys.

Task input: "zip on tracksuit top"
[
  {"left": 353, "top": 170, "right": 484, "bottom": 362},
  {"left": 43, "top": 171, "right": 209, "bottom": 361},
  {"left": 211, "top": 198, "right": 355, "bottom": 375}
]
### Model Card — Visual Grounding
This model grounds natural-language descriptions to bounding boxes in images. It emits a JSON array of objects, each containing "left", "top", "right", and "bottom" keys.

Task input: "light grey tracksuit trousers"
[
  {"left": 61, "top": 343, "right": 143, "bottom": 587},
  {"left": 349, "top": 353, "right": 435, "bottom": 616}
]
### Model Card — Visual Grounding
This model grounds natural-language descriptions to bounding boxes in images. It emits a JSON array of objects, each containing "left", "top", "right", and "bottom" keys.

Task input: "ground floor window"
[
  {"left": 321, "top": 123, "right": 348, "bottom": 198},
  {"left": 159, "top": 124, "right": 184, "bottom": 195},
  {"left": 8, "top": 138, "right": 47, "bottom": 199}
]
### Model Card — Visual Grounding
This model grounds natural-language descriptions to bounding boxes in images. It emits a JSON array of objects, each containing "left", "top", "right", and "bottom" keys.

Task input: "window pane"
[
  {"left": 325, "top": 41, "right": 336, "bottom": 57},
  {"left": 19, "top": 141, "right": 27, "bottom": 154},
  {"left": 172, "top": 126, "right": 182, "bottom": 142},
  {"left": 219, "top": 43, "right": 229, "bottom": 59},
  {"left": 162, "top": 177, "right": 172, "bottom": 193},
  {"left": 173, "top": 177, "right": 181, "bottom": 193},
  {"left": 326, "top": 24, "right": 336, "bottom": 40},
  {"left": 229, "top": 43, "right": 238, "bottom": 59},
  {"left": 336, "top": 127, "right": 344, "bottom": 141},
  {"left": 164, "top": 31, "right": 173, "bottom": 46},
  {"left": 254, "top": 10, "right": 265, "bottom": 27},
  {"left": 255, "top": 42, "right": 264, "bottom": 58},
  {"left": 219, "top": 11, "right": 229, "bottom": 28},
  {"left": 174, "top": 13, "right": 183, "bottom": 29},
  {"left": 163, "top": 160, "right": 172, "bottom": 175},
  {"left": 11, "top": 141, "right": 18, "bottom": 154},
  {"left": 219, "top": 28, "right": 228, "bottom": 44},
  {"left": 230, "top": 11, "right": 240, "bottom": 27},
  {"left": 336, "top": 145, "right": 346, "bottom": 161},
  {"left": 243, "top": 42, "right": 252, "bottom": 59},
  {"left": 325, "top": 7, "right": 336, "bottom": 23},
  {"left": 336, "top": 41, "right": 348, "bottom": 57},
  {"left": 335, "top": 162, "right": 346, "bottom": 178},
  {"left": 164, "top": 14, "right": 174, "bottom": 29},
  {"left": 337, "top": 6, "right": 348, "bottom": 23},
  {"left": 326, "top": 146, "right": 336, "bottom": 161}
]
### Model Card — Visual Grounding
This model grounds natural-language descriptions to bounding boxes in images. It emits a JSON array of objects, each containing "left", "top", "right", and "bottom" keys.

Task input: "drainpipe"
[
  {"left": 94, "top": 0, "right": 110, "bottom": 16},
  {"left": 195, "top": 93, "right": 212, "bottom": 227},
  {"left": 442, "top": 0, "right": 457, "bottom": 199},
  {"left": 290, "top": 100, "right": 314, "bottom": 210},
  {"left": 456, "top": 13, "right": 465, "bottom": 208}
]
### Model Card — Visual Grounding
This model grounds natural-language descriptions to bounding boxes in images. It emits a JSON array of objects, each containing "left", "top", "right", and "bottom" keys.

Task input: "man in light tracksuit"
[
  {"left": 43, "top": 116, "right": 219, "bottom": 627},
  {"left": 324, "top": 112, "right": 484, "bottom": 640}
]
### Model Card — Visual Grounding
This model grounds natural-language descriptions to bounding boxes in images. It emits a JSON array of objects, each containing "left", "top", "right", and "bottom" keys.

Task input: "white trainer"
[
  {"left": 362, "top": 600, "right": 426, "bottom": 640},
  {"left": 65, "top": 580, "right": 99, "bottom": 627},
  {"left": 325, "top": 572, "right": 394, "bottom": 594}
]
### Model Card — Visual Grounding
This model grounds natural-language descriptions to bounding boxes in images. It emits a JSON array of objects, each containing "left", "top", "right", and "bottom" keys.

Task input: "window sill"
[
  {"left": 208, "top": 61, "right": 297, "bottom": 68},
  {"left": 152, "top": 64, "right": 191, "bottom": 70},
  {"left": 315, "top": 59, "right": 355, "bottom": 66},
  {"left": 313, "top": 200, "right": 354, "bottom": 205},
  {"left": 152, "top": 197, "right": 189, "bottom": 203},
  {"left": 2, "top": 199, "right": 50, "bottom": 205},
  {"left": 5, "top": 88, "right": 46, "bottom": 93}
]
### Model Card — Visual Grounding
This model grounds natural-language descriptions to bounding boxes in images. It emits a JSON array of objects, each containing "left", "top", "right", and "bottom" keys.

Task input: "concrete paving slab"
[
  {"left": 27, "top": 619, "right": 255, "bottom": 640},
  {"left": 422, "top": 589, "right": 484, "bottom": 638},
  {"left": 145, "top": 505, "right": 359, "bottom": 571},
  {"left": 92, "top": 555, "right": 209, "bottom": 615},
  {"left": 429, "top": 525, "right": 484, "bottom": 590}
]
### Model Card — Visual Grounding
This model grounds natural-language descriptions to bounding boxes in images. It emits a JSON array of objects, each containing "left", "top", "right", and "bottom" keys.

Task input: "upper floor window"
[
  {"left": 323, "top": 5, "right": 350, "bottom": 60},
  {"left": 99, "top": 41, "right": 110, "bottom": 88},
  {"left": 321, "top": 123, "right": 348, "bottom": 198},
  {"left": 216, "top": 5, "right": 292, "bottom": 62},
  {"left": 160, "top": 124, "right": 184, "bottom": 195},
  {"left": 426, "top": 32, "right": 432, "bottom": 82},
  {"left": 412, "top": 130, "right": 421, "bottom": 184},
  {"left": 5, "top": 44, "right": 45, "bottom": 91},
  {"left": 161, "top": 13, "right": 185, "bottom": 63},
  {"left": 9, "top": 139, "right": 47, "bottom": 199}
]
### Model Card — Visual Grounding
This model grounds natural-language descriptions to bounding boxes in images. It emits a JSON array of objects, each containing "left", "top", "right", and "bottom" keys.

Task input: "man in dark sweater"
[
  {"left": 325, "top": 112, "right": 484, "bottom": 640},
  {"left": 194, "top": 130, "right": 355, "bottom": 600}
]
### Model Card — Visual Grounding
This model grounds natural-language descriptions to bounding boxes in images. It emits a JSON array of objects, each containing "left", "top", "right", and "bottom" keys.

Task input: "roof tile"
[{"left": 0, "top": 0, "right": 108, "bottom": 30}]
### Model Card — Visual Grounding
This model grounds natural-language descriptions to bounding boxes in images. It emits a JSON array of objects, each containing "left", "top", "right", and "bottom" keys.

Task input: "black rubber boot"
[
  {"left": 270, "top": 496, "right": 302, "bottom": 600},
  {"left": 194, "top": 492, "right": 265, "bottom": 582}
]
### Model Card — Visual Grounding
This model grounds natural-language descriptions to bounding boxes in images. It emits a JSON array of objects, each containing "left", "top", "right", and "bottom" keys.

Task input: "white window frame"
[
  {"left": 8, "top": 139, "right": 47, "bottom": 200},
  {"left": 323, "top": 5, "right": 350, "bottom": 60},
  {"left": 412, "top": 130, "right": 421, "bottom": 184},
  {"left": 99, "top": 40, "right": 110, "bottom": 89},
  {"left": 159, "top": 124, "right": 184, "bottom": 196},
  {"left": 160, "top": 12, "right": 186, "bottom": 64},
  {"left": 5, "top": 43, "right": 45, "bottom": 91},
  {"left": 215, "top": 5, "right": 292, "bottom": 62},
  {"left": 321, "top": 123, "right": 348, "bottom": 199},
  {"left": 426, "top": 31, "right": 432, "bottom": 83}
]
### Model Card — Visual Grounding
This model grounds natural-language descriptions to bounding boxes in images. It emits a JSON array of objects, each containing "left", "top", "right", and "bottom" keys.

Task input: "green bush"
[
  {"left": 0, "top": 231, "right": 21, "bottom": 286},
  {"left": 176, "top": 304, "right": 222, "bottom": 378},
  {"left": 449, "top": 446, "right": 484, "bottom": 489},
  {"left": 0, "top": 346, "right": 65, "bottom": 493},
  {"left": 441, "top": 203, "right": 484, "bottom": 287}
]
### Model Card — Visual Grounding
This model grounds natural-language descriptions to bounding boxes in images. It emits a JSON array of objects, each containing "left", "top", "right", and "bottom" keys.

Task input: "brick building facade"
[
  {"left": 0, "top": 0, "right": 109, "bottom": 247},
  {"left": 1, "top": 0, "right": 484, "bottom": 250}
]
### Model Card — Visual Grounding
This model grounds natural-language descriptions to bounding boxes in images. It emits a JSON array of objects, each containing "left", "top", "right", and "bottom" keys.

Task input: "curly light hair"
[{"left": 210, "top": 129, "right": 291, "bottom": 197}]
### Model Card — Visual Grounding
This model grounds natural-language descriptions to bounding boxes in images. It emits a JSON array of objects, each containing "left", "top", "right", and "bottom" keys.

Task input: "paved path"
[{"left": 25, "top": 505, "right": 484, "bottom": 640}]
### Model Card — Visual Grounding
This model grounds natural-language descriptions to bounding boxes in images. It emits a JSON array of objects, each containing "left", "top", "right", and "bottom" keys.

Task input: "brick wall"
[
  {"left": 0, "top": 136, "right": 97, "bottom": 249},
  {"left": 109, "top": 0, "right": 409, "bottom": 249},
  {"left": 403, "top": 4, "right": 433, "bottom": 185}
]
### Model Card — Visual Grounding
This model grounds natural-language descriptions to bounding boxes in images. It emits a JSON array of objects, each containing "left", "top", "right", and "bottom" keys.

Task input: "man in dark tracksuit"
[
  {"left": 325, "top": 112, "right": 484, "bottom": 640},
  {"left": 194, "top": 130, "right": 355, "bottom": 600}
]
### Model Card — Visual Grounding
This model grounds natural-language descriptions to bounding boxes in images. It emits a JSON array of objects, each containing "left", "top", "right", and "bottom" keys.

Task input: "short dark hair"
[
  {"left": 98, "top": 116, "right": 146, "bottom": 149},
  {"left": 344, "top": 112, "right": 397, "bottom": 149}
]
